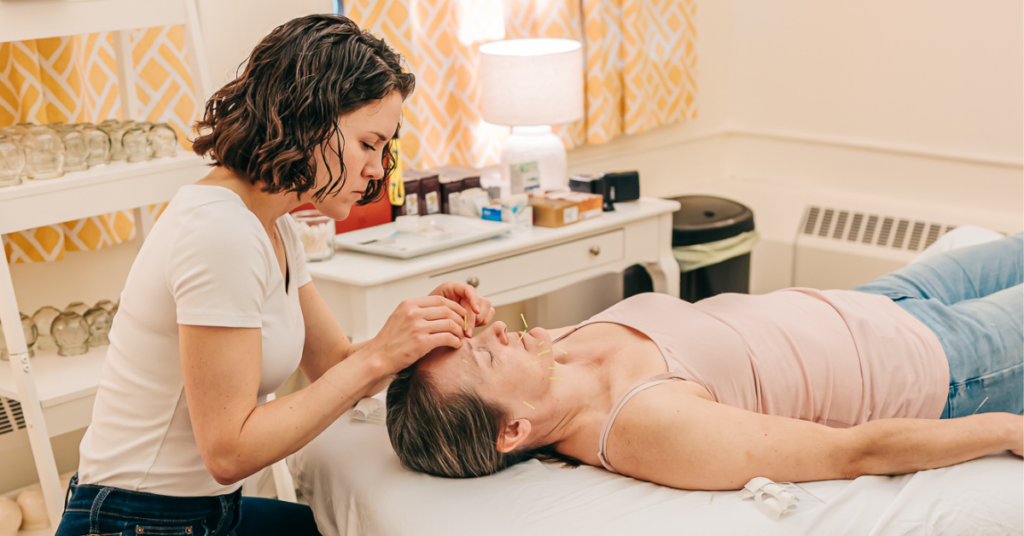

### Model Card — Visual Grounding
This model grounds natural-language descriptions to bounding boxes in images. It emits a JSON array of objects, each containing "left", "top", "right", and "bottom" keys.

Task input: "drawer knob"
[
  {"left": 589, "top": 245, "right": 601, "bottom": 256},
  {"left": 466, "top": 276, "right": 480, "bottom": 288}
]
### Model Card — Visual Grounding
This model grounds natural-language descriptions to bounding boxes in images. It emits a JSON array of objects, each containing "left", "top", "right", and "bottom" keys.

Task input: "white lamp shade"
[{"left": 479, "top": 39, "right": 584, "bottom": 126}]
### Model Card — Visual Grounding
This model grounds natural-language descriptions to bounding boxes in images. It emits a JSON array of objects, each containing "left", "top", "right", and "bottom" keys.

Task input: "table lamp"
[{"left": 479, "top": 38, "right": 583, "bottom": 193}]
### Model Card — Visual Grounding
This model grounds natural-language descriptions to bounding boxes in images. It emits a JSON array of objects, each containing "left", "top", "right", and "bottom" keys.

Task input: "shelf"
[
  {"left": 0, "top": 153, "right": 208, "bottom": 235},
  {"left": 0, "top": 0, "right": 187, "bottom": 43},
  {"left": 0, "top": 345, "right": 106, "bottom": 409}
]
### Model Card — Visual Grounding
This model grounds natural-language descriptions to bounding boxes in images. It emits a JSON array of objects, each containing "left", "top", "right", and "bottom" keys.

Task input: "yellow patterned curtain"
[
  {"left": 346, "top": 0, "right": 697, "bottom": 169},
  {"left": 1, "top": 27, "right": 199, "bottom": 263}
]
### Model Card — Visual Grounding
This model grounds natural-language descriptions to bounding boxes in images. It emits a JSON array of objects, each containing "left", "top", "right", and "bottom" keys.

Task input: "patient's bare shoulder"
[
  {"left": 553, "top": 380, "right": 712, "bottom": 470},
  {"left": 604, "top": 383, "right": 728, "bottom": 488}
]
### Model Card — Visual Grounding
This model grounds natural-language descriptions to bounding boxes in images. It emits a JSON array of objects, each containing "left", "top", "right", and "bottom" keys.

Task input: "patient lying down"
[{"left": 387, "top": 235, "right": 1024, "bottom": 491}]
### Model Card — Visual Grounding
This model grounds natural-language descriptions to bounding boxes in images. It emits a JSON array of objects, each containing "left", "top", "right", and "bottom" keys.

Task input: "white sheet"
[{"left": 289, "top": 413, "right": 1023, "bottom": 536}]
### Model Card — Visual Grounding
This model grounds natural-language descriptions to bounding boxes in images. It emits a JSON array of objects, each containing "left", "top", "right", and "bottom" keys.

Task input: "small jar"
[
  {"left": 0, "top": 124, "right": 28, "bottom": 142},
  {"left": 98, "top": 118, "right": 120, "bottom": 131},
  {"left": 122, "top": 126, "right": 151, "bottom": 163},
  {"left": 0, "top": 135, "right": 25, "bottom": 187},
  {"left": 16, "top": 486, "right": 49, "bottom": 530},
  {"left": 0, "top": 496, "right": 21, "bottom": 536},
  {"left": 32, "top": 305, "right": 61, "bottom": 352},
  {"left": 65, "top": 301, "right": 90, "bottom": 316},
  {"left": 80, "top": 124, "right": 111, "bottom": 167},
  {"left": 58, "top": 127, "right": 89, "bottom": 172},
  {"left": 51, "top": 311, "right": 89, "bottom": 357},
  {"left": 147, "top": 123, "right": 178, "bottom": 158},
  {"left": 100, "top": 120, "right": 130, "bottom": 161},
  {"left": 290, "top": 210, "right": 336, "bottom": 262},
  {"left": 84, "top": 307, "right": 112, "bottom": 346},
  {"left": 21, "top": 312, "right": 37, "bottom": 358},
  {"left": 0, "top": 314, "right": 39, "bottom": 360},
  {"left": 22, "top": 125, "right": 65, "bottom": 180},
  {"left": 94, "top": 299, "right": 115, "bottom": 312}
]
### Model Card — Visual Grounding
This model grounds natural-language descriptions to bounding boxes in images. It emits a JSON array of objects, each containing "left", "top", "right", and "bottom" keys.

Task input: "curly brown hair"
[{"left": 192, "top": 14, "right": 415, "bottom": 203}]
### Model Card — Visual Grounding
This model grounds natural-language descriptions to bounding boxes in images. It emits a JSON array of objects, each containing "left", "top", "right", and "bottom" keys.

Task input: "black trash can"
[{"left": 623, "top": 195, "right": 755, "bottom": 302}]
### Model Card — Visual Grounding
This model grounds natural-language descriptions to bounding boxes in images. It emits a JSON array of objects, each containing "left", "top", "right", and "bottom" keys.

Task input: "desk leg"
[
  {"left": 646, "top": 248, "right": 680, "bottom": 299},
  {"left": 647, "top": 213, "right": 680, "bottom": 299}
]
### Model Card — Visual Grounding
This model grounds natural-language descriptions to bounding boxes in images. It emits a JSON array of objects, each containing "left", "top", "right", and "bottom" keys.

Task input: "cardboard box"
[
  {"left": 548, "top": 191, "right": 602, "bottom": 221},
  {"left": 530, "top": 196, "right": 580, "bottom": 228}
]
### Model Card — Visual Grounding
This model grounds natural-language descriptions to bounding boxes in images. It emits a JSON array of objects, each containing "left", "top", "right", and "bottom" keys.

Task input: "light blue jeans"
[{"left": 852, "top": 232, "right": 1023, "bottom": 419}]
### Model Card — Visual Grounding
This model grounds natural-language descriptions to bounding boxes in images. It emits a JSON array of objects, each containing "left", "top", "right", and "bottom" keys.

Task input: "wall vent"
[
  {"left": 802, "top": 206, "right": 955, "bottom": 252},
  {"left": 0, "top": 398, "right": 26, "bottom": 436}
]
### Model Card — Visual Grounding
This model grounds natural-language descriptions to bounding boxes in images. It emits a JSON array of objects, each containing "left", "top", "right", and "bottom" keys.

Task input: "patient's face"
[{"left": 418, "top": 321, "right": 558, "bottom": 407}]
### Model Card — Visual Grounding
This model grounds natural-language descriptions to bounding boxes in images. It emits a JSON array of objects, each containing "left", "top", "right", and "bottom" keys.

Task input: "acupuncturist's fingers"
[
  {"left": 424, "top": 331, "right": 462, "bottom": 351},
  {"left": 423, "top": 318, "right": 464, "bottom": 339},
  {"left": 430, "top": 281, "right": 490, "bottom": 315},
  {"left": 421, "top": 305, "right": 466, "bottom": 326},
  {"left": 409, "top": 295, "right": 467, "bottom": 317},
  {"left": 473, "top": 297, "right": 493, "bottom": 326}
]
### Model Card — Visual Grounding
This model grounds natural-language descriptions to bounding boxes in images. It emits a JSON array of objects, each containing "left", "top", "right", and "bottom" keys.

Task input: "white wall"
[{"left": 727, "top": 0, "right": 1023, "bottom": 212}]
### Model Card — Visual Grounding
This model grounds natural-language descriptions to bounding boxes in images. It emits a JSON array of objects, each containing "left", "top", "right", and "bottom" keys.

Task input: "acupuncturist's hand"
[
  {"left": 430, "top": 281, "right": 495, "bottom": 337},
  {"left": 369, "top": 295, "right": 469, "bottom": 374}
]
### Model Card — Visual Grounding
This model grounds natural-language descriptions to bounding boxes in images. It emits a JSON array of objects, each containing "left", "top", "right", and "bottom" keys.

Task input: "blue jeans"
[
  {"left": 852, "top": 232, "right": 1023, "bottom": 419},
  {"left": 55, "top": 475, "right": 321, "bottom": 536}
]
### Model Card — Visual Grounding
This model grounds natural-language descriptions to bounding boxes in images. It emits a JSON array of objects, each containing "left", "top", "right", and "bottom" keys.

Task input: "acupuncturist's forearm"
[
  {"left": 850, "top": 413, "right": 1020, "bottom": 478},
  {"left": 297, "top": 283, "right": 367, "bottom": 382},
  {"left": 208, "top": 350, "right": 388, "bottom": 485},
  {"left": 299, "top": 337, "right": 371, "bottom": 383}
]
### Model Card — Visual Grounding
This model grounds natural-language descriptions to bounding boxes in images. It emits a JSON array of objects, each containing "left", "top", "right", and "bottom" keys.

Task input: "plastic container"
[
  {"left": 291, "top": 210, "right": 336, "bottom": 262},
  {"left": 624, "top": 195, "right": 757, "bottom": 302}
]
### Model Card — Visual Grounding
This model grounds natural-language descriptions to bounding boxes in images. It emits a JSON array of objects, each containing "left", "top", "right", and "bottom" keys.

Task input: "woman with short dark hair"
[
  {"left": 56, "top": 15, "right": 494, "bottom": 535},
  {"left": 387, "top": 233, "right": 1023, "bottom": 490}
]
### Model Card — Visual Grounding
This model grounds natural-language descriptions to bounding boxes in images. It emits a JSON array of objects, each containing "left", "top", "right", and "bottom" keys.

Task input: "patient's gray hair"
[{"left": 386, "top": 361, "right": 579, "bottom": 478}]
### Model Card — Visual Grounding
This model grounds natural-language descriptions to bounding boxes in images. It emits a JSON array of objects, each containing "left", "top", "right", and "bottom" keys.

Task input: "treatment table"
[{"left": 289, "top": 410, "right": 1023, "bottom": 536}]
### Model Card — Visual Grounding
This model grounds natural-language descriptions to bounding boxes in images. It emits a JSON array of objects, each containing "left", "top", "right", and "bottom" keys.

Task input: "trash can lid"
[{"left": 668, "top": 195, "right": 755, "bottom": 246}]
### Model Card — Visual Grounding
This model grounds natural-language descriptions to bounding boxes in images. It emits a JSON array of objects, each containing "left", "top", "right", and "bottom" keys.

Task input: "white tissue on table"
[{"left": 352, "top": 397, "right": 386, "bottom": 424}]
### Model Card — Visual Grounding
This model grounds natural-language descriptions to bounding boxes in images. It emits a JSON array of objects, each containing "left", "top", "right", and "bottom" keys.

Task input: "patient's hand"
[{"left": 1010, "top": 414, "right": 1023, "bottom": 458}]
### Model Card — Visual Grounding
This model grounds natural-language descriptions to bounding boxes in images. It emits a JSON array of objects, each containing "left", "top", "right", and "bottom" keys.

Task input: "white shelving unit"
[{"left": 0, "top": 0, "right": 211, "bottom": 528}]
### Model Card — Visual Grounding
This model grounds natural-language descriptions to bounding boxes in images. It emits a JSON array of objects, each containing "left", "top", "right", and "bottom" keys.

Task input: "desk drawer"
[{"left": 431, "top": 230, "right": 624, "bottom": 296}]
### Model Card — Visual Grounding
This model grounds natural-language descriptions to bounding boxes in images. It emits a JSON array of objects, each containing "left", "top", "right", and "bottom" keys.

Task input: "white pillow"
[{"left": 910, "top": 225, "right": 1003, "bottom": 265}]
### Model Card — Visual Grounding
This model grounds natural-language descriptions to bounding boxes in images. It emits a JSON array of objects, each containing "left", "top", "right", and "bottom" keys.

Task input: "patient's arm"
[{"left": 605, "top": 381, "right": 1020, "bottom": 491}]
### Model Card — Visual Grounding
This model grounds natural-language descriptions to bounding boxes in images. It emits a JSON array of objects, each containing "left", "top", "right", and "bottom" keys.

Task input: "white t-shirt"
[{"left": 78, "top": 185, "right": 312, "bottom": 496}]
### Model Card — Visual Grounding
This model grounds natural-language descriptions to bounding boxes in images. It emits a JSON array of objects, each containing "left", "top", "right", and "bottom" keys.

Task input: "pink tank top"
[{"left": 553, "top": 290, "right": 949, "bottom": 474}]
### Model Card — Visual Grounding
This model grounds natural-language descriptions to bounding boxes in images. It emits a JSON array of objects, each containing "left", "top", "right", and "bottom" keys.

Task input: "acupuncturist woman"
[{"left": 56, "top": 14, "right": 493, "bottom": 535}]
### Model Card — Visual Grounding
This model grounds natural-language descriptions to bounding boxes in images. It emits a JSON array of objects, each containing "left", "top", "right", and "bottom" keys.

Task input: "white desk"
[{"left": 307, "top": 197, "right": 681, "bottom": 342}]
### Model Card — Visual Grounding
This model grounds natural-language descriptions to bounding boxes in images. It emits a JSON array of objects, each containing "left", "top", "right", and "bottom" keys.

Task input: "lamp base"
[{"left": 499, "top": 125, "right": 567, "bottom": 194}]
